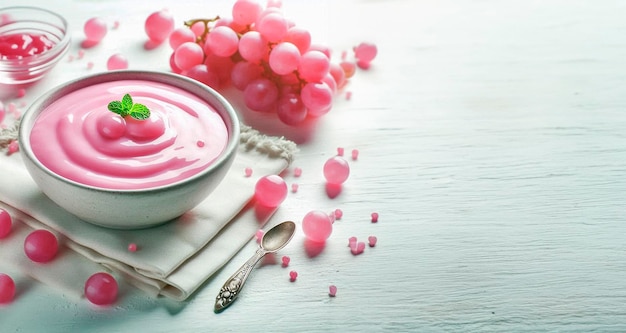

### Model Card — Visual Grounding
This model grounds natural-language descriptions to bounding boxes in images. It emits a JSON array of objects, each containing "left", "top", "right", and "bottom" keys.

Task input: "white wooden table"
[{"left": 2, "top": 0, "right": 626, "bottom": 331}]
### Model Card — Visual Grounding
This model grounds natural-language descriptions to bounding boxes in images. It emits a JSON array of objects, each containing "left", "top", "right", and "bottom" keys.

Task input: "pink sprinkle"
[
  {"left": 196, "top": 140, "right": 205, "bottom": 147},
  {"left": 67, "top": 54, "right": 74, "bottom": 62},
  {"left": 348, "top": 236, "right": 357, "bottom": 248},
  {"left": 128, "top": 243, "right": 138, "bottom": 252},
  {"left": 78, "top": 49, "right": 85, "bottom": 59},
  {"left": 368, "top": 236, "right": 377, "bottom": 247},
  {"left": 87, "top": 61, "right": 94, "bottom": 69},
  {"left": 328, "top": 285, "right": 337, "bottom": 297},
  {"left": 345, "top": 91, "right": 352, "bottom": 101},
  {"left": 291, "top": 183, "right": 298, "bottom": 193},
  {"left": 281, "top": 255, "right": 290, "bottom": 267},
  {"left": 371, "top": 212, "right": 379, "bottom": 223},
  {"left": 289, "top": 270, "right": 298, "bottom": 282},
  {"left": 255, "top": 229, "right": 264, "bottom": 244},
  {"left": 293, "top": 167, "right": 302, "bottom": 177},
  {"left": 244, "top": 167, "right": 253, "bottom": 177},
  {"left": 334, "top": 209, "right": 343, "bottom": 220},
  {"left": 351, "top": 149, "right": 359, "bottom": 161},
  {"left": 337, "top": 147, "right": 344, "bottom": 156},
  {"left": 7, "top": 141, "right": 19, "bottom": 155},
  {"left": 350, "top": 241, "right": 365, "bottom": 255},
  {"left": 17, "top": 89, "right": 26, "bottom": 98}
]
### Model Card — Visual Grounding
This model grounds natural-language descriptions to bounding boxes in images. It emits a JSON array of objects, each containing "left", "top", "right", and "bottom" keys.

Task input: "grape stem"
[{"left": 184, "top": 16, "right": 221, "bottom": 43}]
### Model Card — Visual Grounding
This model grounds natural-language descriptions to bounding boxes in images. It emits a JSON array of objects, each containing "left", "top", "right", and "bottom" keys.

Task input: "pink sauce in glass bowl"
[{"left": 19, "top": 71, "right": 239, "bottom": 229}]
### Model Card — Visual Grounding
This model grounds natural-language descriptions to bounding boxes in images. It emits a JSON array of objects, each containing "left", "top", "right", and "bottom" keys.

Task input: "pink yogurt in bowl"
[{"left": 19, "top": 70, "right": 240, "bottom": 229}]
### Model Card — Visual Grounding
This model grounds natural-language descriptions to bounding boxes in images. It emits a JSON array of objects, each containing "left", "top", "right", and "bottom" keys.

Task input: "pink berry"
[
  {"left": 127, "top": 243, "right": 137, "bottom": 252},
  {"left": 323, "top": 156, "right": 350, "bottom": 185},
  {"left": 368, "top": 236, "right": 377, "bottom": 247},
  {"left": 145, "top": 10, "right": 175, "bottom": 43},
  {"left": 84, "top": 17, "right": 107, "bottom": 42},
  {"left": 24, "top": 229, "right": 58, "bottom": 263},
  {"left": 244, "top": 167, "right": 253, "bottom": 177},
  {"left": 0, "top": 209, "right": 12, "bottom": 239},
  {"left": 0, "top": 273, "right": 16, "bottom": 303},
  {"left": 353, "top": 42, "right": 377, "bottom": 63},
  {"left": 289, "top": 270, "right": 298, "bottom": 282},
  {"left": 84, "top": 272, "right": 118, "bottom": 306},
  {"left": 351, "top": 149, "right": 359, "bottom": 160},
  {"left": 293, "top": 167, "right": 302, "bottom": 177},
  {"left": 334, "top": 209, "right": 343, "bottom": 220},
  {"left": 281, "top": 255, "right": 290, "bottom": 267},
  {"left": 302, "top": 210, "right": 333, "bottom": 243},
  {"left": 348, "top": 236, "right": 357, "bottom": 248},
  {"left": 337, "top": 147, "right": 344, "bottom": 156},
  {"left": 371, "top": 212, "right": 379, "bottom": 223},
  {"left": 7, "top": 140, "right": 19, "bottom": 155},
  {"left": 107, "top": 53, "right": 128, "bottom": 70},
  {"left": 254, "top": 175, "right": 288, "bottom": 207},
  {"left": 328, "top": 285, "right": 337, "bottom": 297},
  {"left": 350, "top": 241, "right": 365, "bottom": 255},
  {"left": 97, "top": 113, "right": 126, "bottom": 139}
]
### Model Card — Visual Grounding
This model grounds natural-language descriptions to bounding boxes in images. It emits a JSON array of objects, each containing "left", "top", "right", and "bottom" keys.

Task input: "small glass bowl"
[{"left": 0, "top": 6, "right": 70, "bottom": 85}]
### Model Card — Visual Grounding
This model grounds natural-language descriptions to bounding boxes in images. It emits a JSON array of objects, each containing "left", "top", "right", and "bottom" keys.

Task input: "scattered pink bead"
[
  {"left": 255, "top": 229, "right": 264, "bottom": 244},
  {"left": 87, "top": 61, "right": 94, "bottom": 69},
  {"left": 345, "top": 91, "right": 352, "bottom": 101},
  {"left": 328, "top": 285, "right": 337, "bottom": 297},
  {"left": 291, "top": 183, "right": 298, "bottom": 193},
  {"left": 0, "top": 273, "right": 16, "bottom": 303},
  {"left": 353, "top": 42, "right": 378, "bottom": 63},
  {"left": 254, "top": 175, "right": 288, "bottom": 207},
  {"left": 281, "top": 255, "right": 290, "bottom": 267},
  {"left": 84, "top": 272, "right": 118, "bottom": 306},
  {"left": 17, "top": 88, "right": 26, "bottom": 98},
  {"left": 371, "top": 212, "right": 379, "bottom": 223},
  {"left": 368, "top": 236, "right": 377, "bottom": 247},
  {"left": 127, "top": 243, "right": 137, "bottom": 252},
  {"left": 350, "top": 241, "right": 365, "bottom": 255},
  {"left": 0, "top": 209, "right": 12, "bottom": 239},
  {"left": 323, "top": 156, "right": 350, "bottom": 185},
  {"left": 293, "top": 167, "right": 302, "bottom": 177},
  {"left": 244, "top": 167, "right": 253, "bottom": 177},
  {"left": 334, "top": 208, "right": 343, "bottom": 220},
  {"left": 107, "top": 53, "right": 129, "bottom": 70},
  {"left": 78, "top": 49, "right": 85, "bottom": 59},
  {"left": 113, "top": 21, "right": 120, "bottom": 30},
  {"left": 356, "top": 59, "right": 371, "bottom": 70},
  {"left": 289, "top": 270, "right": 298, "bottom": 282},
  {"left": 196, "top": 140, "right": 205, "bottom": 147},
  {"left": 67, "top": 54, "right": 74, "bottom": 62},
  {"left": 348, "top": 236, "right": 357, "bottom": 248},
  {"left": 337, "top": 147, "right": 344, "bottom": 156},
  {"left": 84, "top": 17, "right": 107, "bottom": 43},
  {"left": 351, "top": 149, "right": 359, "bottom": 161},
  {"left": 302, "top": 210, "right": 333, "bottom": 243},
  {"left": 24, "top": 229, "right": 58, "bottom": 263}
]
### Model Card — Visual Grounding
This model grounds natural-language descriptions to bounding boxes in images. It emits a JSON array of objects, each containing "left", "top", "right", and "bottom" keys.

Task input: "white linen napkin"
[{"left": 0, "top": 123, "right": 296, "bottom": 301}]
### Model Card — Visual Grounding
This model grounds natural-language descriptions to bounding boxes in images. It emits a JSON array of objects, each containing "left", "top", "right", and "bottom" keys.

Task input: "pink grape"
[
  {"left": 231, "top": 61, "right": 263, "bottom": 90},
  {"left": 353, "top": 42, "right": 377, "bottom": 63},
  {"left": 169, "top": 52, "right": 182, "bottom": 73},
  {"left": 308, "top": 44, "right": 331, "bottom": 59},
  {"left": 0, "top": 208, "right": 11, "bottom": 239},
  {"left": 232, "top": 0, "right": 263, "bottom": 25},
  {"left": 204, "top": 51, "right": 235, "bottom": 84},
  {"left": 340, "top": 61, "right": 356, "bottom": 78},
  {"left": 256, "top": 12, "right": 288, "bottom": 42},
  {"left": 284, "top": 26, "right": 311, "bottom": 54},
  {"left": 302, "top": 210, "right": 333, "bottom": 243},
  {"left": 0, "top": 273, "right": 15, "bottom": 303},
  {"left": 329, "top": 62, "right": 346, "bottom": 88},
  {"left": 125, "top": 113, "right": 166, "bottom": 140},
  {"left": 24, "top": 229, "right": 58, "bottom": 263},
  {"left": 175, "top": 42, "right": 204, "bottom": 71},
  {"left": 276, "top": 93, "right": 307, "bottom": 125},
  {"left": 106, "top": 53, "right": 128, "bottom": 70},
  {"left": 301, "top": 82, "right": 333, "bottom": 116},
  {"left": 97, "top": 113, "right": 126, "bottom": 140},
  {"left": 145, "top": 10, "right": 175, "bottom": 43},
  {"left": 267, "top": 0, "right": 282, "bottom": 7},
  {"left": 323, "top": 156, "right": 350, "bottom": 184},
  {"left": 269, "top": 42, "right": 300, "bottom": 75},
  {"left": 215, "top": 17, "right": 247, "bottom": 34},
  {"left": 244, "top": 78, "right": 279, "bottom": 112},
  {"left": 205, "top": 26, "right": 239, "bottom": 57},
  {"left": 322, "top": 73, "right": 338, "bottom": 94},
  {"left": 84, "top": 272, "right": 118, "bottom": 306},
  {"left": 169, "top": 27, "right": 196, "bottom": 50},
  {"left": 255, "top": 175, "right": 288, "bottom": 207},
  {"left": 239, "top": 31, "right": 268, "bottom": 63},
  {"left": 84, "top": 17, "right": 107, "bottom": 42},
  {"left": 190, "top": 21, "right": 206, "bottom": 37},
  {"left": 299, "top": 50, "right": 330, "bottom": 82},
  {"left": 184, "top": 64, "right": 220, "bottom": 89}
]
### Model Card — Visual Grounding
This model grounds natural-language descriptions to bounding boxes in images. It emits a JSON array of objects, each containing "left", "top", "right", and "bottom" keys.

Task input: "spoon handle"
[{"left": 214, "top": 248, "right": 265, "bottom": 312}]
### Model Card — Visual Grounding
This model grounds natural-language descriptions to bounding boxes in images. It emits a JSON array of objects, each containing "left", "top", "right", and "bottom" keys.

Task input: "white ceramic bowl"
[{"left": 19, "top": 70, "right": 239, "bottom": 229}]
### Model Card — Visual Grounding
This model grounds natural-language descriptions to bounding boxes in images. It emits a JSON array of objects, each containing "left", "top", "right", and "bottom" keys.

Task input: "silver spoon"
[{"left": 214, "top": 220, "right": 296, "bottom": 312}]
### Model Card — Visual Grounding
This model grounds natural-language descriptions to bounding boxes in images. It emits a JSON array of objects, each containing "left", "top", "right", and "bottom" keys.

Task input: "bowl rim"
[
  {"left": 18, "top": 70, "right": 240, "bottom": 194},
  {"left": 0, "top": 6, "right": 71, "bottom": 66}
]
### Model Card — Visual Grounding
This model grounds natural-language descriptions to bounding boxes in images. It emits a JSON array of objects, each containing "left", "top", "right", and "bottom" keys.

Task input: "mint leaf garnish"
[{"left": 107, "top": 93, "right": 151, "bottom": 120}]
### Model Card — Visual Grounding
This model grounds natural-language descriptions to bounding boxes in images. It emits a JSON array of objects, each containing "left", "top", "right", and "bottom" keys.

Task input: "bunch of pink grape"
[{"left": 166, "top": 0, "right": 376, "bottom": 126}]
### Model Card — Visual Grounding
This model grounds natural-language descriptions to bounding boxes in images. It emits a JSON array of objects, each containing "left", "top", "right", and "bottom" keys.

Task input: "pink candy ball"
[
  {"left": 0, "top": 273, "right": 16, "bottom": 303},
  {"left": 302, "top": 210, "right": 333, "bottom": 243},
  {"left": 107, "top": 53, "right": 128, "bottom": 70},
  {"left": 24, "top": 229, "right": 58, "bottom": 263},
  {"left": 84, "top": 272, "right": 118, "bottom": 306},
  {"left": 0, "top": 209, "right": 12, "bottom": 239},
  {"left": 84, "top": 17, "right": 107, "bottom": 42},
  {"left": 255, "top": 175, "right": 288, "bottom": 207},
  {"left": 323, "top": 156, "right": 350, "bottom": 184}
]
